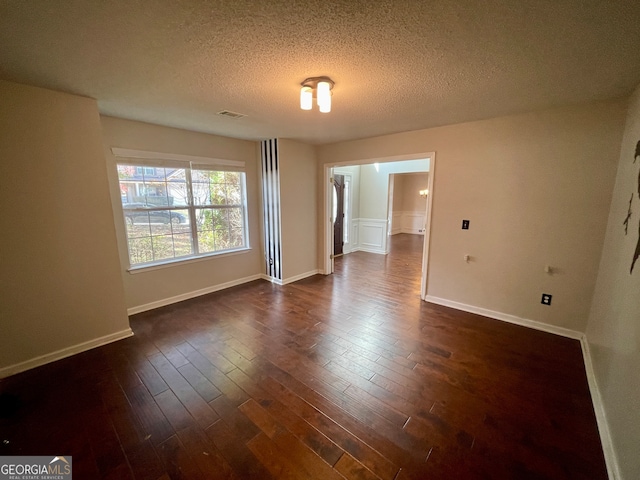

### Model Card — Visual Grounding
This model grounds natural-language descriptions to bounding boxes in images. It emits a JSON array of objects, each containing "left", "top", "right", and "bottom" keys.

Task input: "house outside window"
[
  {"left": 116, "top": 159, "right": 249, "bottom": 268},
  {"left": 135, "top": 166, "right": 156, "bottom": 176}
]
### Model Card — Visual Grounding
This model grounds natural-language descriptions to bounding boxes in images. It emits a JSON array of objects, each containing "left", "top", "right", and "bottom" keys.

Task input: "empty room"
[{"left": 1, "top": 1, "right": 639, "bottom": 479}]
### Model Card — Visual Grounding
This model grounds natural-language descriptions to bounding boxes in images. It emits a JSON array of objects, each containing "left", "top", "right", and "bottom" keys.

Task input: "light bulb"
[
  {"left": 300, "top": 86, "right": 312, "bottom": 110},
  {"left": 317, "top": 81, "right": 331, "bottom": 113}
]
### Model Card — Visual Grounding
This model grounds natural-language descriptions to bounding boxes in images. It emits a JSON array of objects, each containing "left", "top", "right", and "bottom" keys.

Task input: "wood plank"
[
  {"left": 246, "top": 432, "right": 307, "bottom": 480},
  {"left": 209, "top": 395, "right": 261, "bottom": 443},
  {"left": 156, "top": 434, "right": 207, "bottom": 480},
  {"left": 154, "top": 389, "right": 193, "bottom": 432},
  {"left": 176, "top": 425, "right": 240, "bottom": 480},
  {"left": 205, "top": 420, "right": 273, "bottom": 479},
  {"left": 334, "top": 452, "right": 383, "bottom": 480},
  {"left": 178, "top": 362, "right": 222, "bottom": 402},
  {"left": 148, "top": 352, "right": 219, "bottom": 428}
]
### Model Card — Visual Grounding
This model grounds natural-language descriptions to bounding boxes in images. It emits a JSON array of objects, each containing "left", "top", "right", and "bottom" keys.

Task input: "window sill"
[{"left": 127, "top": 247, "right": 252, "bottom": 274}]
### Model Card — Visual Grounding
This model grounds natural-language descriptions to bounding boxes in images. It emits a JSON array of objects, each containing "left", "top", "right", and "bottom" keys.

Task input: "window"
[{"left": 116, "top": 161, "right": 249, "bottom": 268}]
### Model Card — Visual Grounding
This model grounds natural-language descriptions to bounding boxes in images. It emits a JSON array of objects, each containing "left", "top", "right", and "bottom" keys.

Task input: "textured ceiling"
[{"left": 2, "top": 0, "right": 640, "bottom": 145}]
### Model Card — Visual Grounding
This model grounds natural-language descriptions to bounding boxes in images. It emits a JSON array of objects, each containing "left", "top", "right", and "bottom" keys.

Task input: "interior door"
[{"left": 333, "top": 174, "right": 345, "bottom": 256}]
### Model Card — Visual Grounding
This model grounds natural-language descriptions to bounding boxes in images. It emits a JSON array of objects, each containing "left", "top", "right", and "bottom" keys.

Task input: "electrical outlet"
[
  {"left": 462, "top": 220, "right": 470, "bottom": 230},
  {"left": 541, "top": 293, "right": 552, "bottom": 305}
]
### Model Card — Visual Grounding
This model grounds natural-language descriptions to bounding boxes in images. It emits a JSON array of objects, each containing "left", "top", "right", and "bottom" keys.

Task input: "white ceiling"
[{"left": 2, "top": 0, "right": 640, "bottom": 145}]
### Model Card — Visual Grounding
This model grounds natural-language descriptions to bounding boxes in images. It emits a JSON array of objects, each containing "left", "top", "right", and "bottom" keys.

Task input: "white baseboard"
[
  {"left": 349, "top": 246, "right": 387, "bottom": 255},
  {"left": 0, "top": 328, "right": 133, "bottom": 379},
  {"left": 127, "top": 274, "right": 263, "bottom": 315},
  {"left": 282, "top": 269, "right": 320, "bottom": 285},
  {"left": 400, "top": 229, "right": 425, "bottom": 235},
  {"left": 424, "top": 294, "right": 619, "bottom": 479},
  {"left": 354, "top": 246, "right": 387, "bottom": 255},
  {"left": 261, "top": 274, "right": 282, "bottom": 285},
  {"left": 424, "top": 295, "right": 583, "bottom": 339},
  {"left": 391, "top": 229, "right": 424, "bottom": 235},
  {"left": 580, "top": 338, "right": 620, "bottom": 480},
  {"left": 261, "top": 269, "right": 320, "bottom": 286}
]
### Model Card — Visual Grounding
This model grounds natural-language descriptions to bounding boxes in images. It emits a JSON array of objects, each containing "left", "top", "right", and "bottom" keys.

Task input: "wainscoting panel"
[
  {"left": 358, "top": 218, "right": 388, "bottom": 254},
  {"left": 402, "top": 211, "right": 426, "bottom": 234},
  {"left": 350, "top": 219, "right": 359, "bottom": 252},
  {"left": 389, "top": 211, "right": 426, "bottom": 235}
]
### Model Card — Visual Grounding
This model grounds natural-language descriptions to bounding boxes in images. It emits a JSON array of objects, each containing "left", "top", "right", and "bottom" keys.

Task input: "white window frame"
[{"left": 112, "top": 148, "right": 250, "bottom": 270}]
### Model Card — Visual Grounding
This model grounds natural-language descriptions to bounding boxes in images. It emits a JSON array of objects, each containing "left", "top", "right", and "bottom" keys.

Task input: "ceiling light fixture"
[{"left": 300, "top": 76, "right": 334, "bottom": 113}]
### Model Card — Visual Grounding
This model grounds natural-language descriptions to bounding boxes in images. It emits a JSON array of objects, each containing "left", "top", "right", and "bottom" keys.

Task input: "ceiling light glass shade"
[
  {"left": 317, "top": 80, "right": 331, "bottom": 113},
  {"left": 300, "top": 86, "right": 313, "bottom": 110}
]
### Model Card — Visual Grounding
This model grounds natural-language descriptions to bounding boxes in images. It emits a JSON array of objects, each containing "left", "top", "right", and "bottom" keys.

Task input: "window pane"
[
  {"left": 173, "top": 233, "right": 193, "bottom": 256},
  {"left": 192, "top": 175, "right": 211, "bottom": 205},
  {"left": 228, "top": 207, "right": 243, "bottom": 228},
  {"left": 225, "top": 171, "right": 240, "bottom": 184},
  {"left": 141, "top": 167, "right": 169, "bottom": 206},
  {"left": 128, "top": 237, "right": 153, "bottom": 264},
  {"left": 118, "top": 165, "right": 137, "bottom": 206},
  {"left": 167, "top": 181, "right": 189, "bottom": 207},
  {"left": 198, "top": 215, "right": 227, "bottom": 252},
  {"left": 211, "top": 182, "right": 226, "bottom": 205},
  {"left": 198, "top": 230, "right": 215, "bottom": 254},
  {"left": 150, "top": 235, "right": 174, "bottom": 261},
  {"left": 213, "top": 208, "right": 230, "bottom": 231},
  {"left": 212, "top": 227, "right": 231, "bottom": 250},
  {"left": 230, "top": 228, "right": 244, "bottom": 248},
  {"left": 226, "top": 183, "right": 242, "bottom": 204},
  {"left": 170, "top": 208, "right": 191, "bottom": 232}
]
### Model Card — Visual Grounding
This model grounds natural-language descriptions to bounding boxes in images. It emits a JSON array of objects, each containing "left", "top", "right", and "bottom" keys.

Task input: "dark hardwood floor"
[{"left": 0, "top": 234, "right": 607, "bottom": 479}]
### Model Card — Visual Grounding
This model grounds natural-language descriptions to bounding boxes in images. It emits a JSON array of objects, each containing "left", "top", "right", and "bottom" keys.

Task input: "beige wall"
[
  {"left": 278, "top": 139, "right": 318, "bottom": 280},
  {"left": 586, "top": 86, "right": 640, "bottom": 479},
  {"left": 318, "top": 100, "right": 626, "bottom": 331},
  {"left": 400, "top": 173, "right": 429, "bottom": 212},
  {"left": 392, "top": 174, "right": 404, "bottom": 212},
  {"left": 101, "top": 116, "right": 263, "bottom": 311},
  {"left": 0, "top": 81, "right": 130, "bottom": 373}
]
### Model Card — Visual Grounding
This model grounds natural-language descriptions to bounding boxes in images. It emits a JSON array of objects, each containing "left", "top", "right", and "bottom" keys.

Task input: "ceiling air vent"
[{"left": 217, "top": 110, "right": 246, "bottom": 119}]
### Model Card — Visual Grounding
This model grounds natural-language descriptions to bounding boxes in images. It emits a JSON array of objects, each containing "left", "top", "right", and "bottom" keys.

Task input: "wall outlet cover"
[
  {"left": 462, "top": 220, "right": 470, "bottom": 230},
  {"left": 541, "top": 293, "right": 552, "bottom": 305}
]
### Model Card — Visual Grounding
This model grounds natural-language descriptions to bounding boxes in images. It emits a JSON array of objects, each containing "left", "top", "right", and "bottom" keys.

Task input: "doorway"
[{"left": 324, "top": 154, "right": 435, "bottom": 300}]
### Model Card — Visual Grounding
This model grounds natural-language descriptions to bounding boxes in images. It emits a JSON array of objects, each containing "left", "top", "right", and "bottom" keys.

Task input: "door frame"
[{"left": 322, "top": 152, "right": 436, "bottom": 300}]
